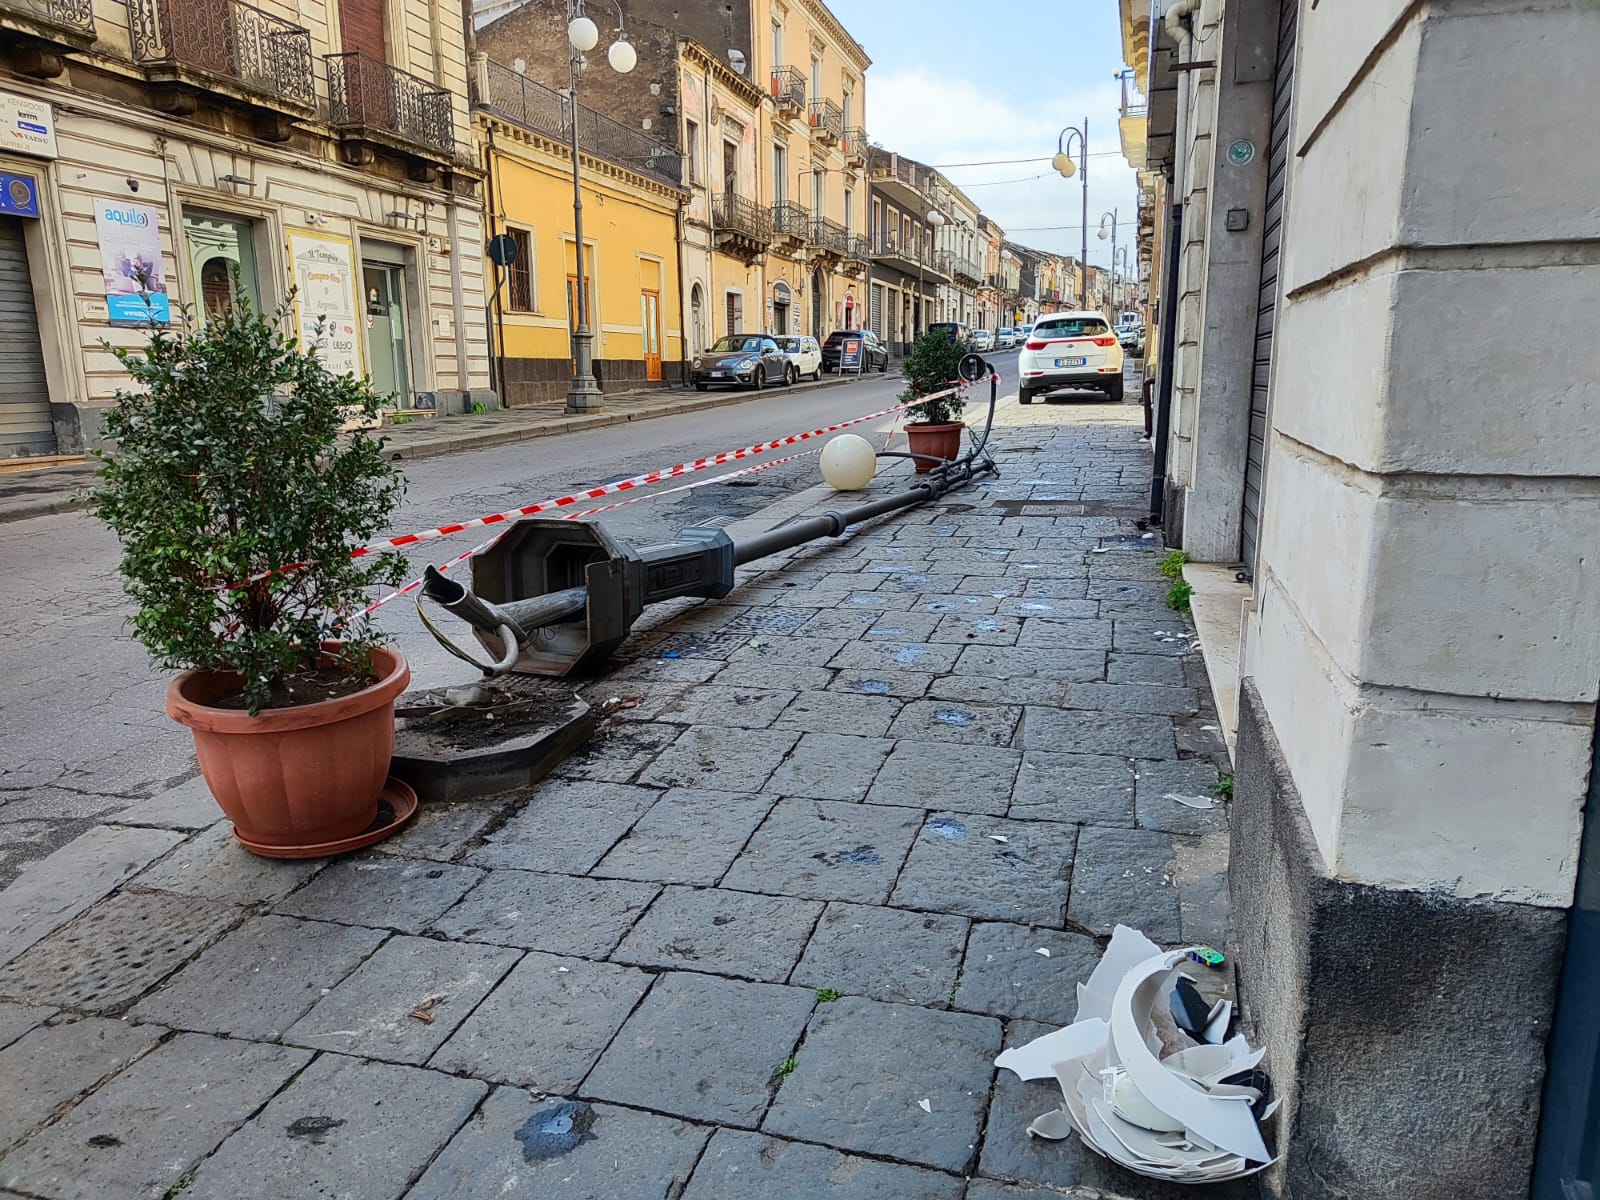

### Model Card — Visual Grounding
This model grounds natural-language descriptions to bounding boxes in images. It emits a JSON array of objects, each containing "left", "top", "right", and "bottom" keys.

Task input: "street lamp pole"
[
  {"left": 564, "top": 0, "right": 635, "bottom": 414},
  {"left": 1097, "top": 208, "right": 1118, "bottom": 318},
  {"left": 1052, "top": 120, "right": 1088, "bottom": 309}
]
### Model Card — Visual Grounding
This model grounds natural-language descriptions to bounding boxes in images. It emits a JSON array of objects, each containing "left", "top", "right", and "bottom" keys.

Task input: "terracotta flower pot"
[
  {"left": 906, "top": 421, "right": 966, "bottom": 473},
  {"left": 166, "top": 643, "right": 410, "bottom": 854}
]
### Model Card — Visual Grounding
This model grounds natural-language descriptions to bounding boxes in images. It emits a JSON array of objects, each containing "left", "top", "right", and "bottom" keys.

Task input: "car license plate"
[
  {"left": 710, "top": 371, "right": 726, "bottom": 378},
  {"left": 1055, "top": 357, "right": 1086, "bottom": 368}
]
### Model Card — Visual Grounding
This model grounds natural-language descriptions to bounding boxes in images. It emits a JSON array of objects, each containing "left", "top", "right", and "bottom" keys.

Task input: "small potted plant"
[
  {"left": 900, "top": 328, "right": 969, "bottom": 472},
  {"left": 90, "top": 293, "right": 412, "bottom": 857}
]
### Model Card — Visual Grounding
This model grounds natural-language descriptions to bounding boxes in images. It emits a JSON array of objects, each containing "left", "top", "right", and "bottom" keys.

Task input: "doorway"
[
  {"left": 810, "top": 268, "right": 824, "bottom": 336},
  {"left": 640, "top": 290, "right": 662, "bottom": 381},
  {"left": 184, "top": 211, "right": 259, "bottom": 319},
  {"left": 690, "top": 283, "right": 704, "bottom": 355},
  {"left": 362, "top": 263, "right": 409, "bottom": 406}
]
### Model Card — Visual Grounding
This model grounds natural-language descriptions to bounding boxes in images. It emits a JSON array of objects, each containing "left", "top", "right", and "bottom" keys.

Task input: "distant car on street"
[
  {"left": 926, "top": 321, "right": 972, "bottom": 345},
  {"left": 971, "top": 328, "right": 994, "bottom": 351},
  {"left": 996, "top": 328, "right": 1016, "bottom": 350},
  {"left": 692, "top": 334, "right": 794, "bottom": 391},
  {"left": 772, "top": 334, "right": 822, "bottom": 381},
  {"left": 1018, "top": 310, "right": 1125, "bottom": 403},
  {"left": 1117, "top": 325, "right": 1145, "bottom": 355},
  {"left": 1017, "top": 322, "right": 1033, "bottom": 341},
  {"left": 821, "top": 328, "right": 890, "bottom": 373}
]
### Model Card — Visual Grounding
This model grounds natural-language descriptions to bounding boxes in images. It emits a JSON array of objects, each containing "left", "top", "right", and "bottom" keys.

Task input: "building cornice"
[
  {"left": 480, "top": 114, "right": 686, "bottom": 203},
  {"left": 678, "top": 37, "right": 766, "bottom": 108},
  {"left": 800, "top": 0, "right": 871, "bottom": 71}
]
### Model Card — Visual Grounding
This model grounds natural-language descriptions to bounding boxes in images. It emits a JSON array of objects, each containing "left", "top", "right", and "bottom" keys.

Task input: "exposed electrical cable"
[{"left": 929, "top": 151, "right": 1129, "bottom": 168}]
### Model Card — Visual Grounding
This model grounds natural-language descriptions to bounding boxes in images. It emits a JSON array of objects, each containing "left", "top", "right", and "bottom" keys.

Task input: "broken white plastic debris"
[
  {"left": 917, "top": 1098, "right": 932, "bottom": 1113},
  {"left": 1028, "top": 1108, "right": 1075, "bottom": 1140},
  {"left": 995, "top": 1018, "right": 1108, "bottom": 1081},
  {"left": 1036, "top": 947, "right": 1052, "bottom": 958},
  {"left": 988, "top": 834, "right": 1009, "bottom": 843},
  {"left": 1165, "top": 792, "right": 1217, "bottom": 811},
  {"left": 1141, "top": 533, "right": 1155, "bottom": 540},
  {"left": 1091, "top": 547, "right": 1110, "bottom": 554}
]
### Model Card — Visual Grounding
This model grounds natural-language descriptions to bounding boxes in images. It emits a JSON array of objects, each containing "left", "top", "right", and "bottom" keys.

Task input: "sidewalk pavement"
[
  {"left": 0, "top": 399, "right": 1241, "bottom": 1200},
  {"left": 0, "top": 372, "right": 868, "bottom": 525}
]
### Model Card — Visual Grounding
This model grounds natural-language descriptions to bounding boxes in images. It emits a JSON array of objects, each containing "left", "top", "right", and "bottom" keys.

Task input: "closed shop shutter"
[
  {"left": 870, "top": 282, "right": 883, "bottom": 338},
  {"left": 1241, "top": 0, "right": 1299, "bottom": 570},
  {"left": 0, "top": 217, "right": 54, "bottom": 458},
  {"left": 339, "top": 0, "right": 386, "bottom": 61}
]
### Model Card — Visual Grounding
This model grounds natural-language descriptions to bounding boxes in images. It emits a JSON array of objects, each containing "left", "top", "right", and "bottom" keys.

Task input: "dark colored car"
[
  {"left": 927, "top": 321, "right": 973, "bottom": 345},
  {"left": 692, "top": 334, "right": 794, "bottom": 391},
  {"left": 821, "top": 329, "right": 890, "bottom": 373}
]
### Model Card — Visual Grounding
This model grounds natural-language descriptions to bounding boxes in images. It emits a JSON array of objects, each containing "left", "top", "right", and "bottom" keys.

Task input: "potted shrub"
[
  {"left": 90, "top": 294, "right": 412, "bottom": 857},
  {"left": 900, "top": 328, "right": 969, "bottom": 473}
]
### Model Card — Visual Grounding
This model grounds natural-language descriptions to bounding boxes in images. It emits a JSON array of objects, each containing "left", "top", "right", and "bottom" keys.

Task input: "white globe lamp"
[
  {"left": 1052, "top": 151, "right": 1075, "bottom": 178},
  {"left": 608, "top": 38, "right": 637, "bottom": 74},
  {"left": 567, "top": 14, "right": 599, "bottom": 52},
  {"left": 820, "top": 434, "right": 877, "bottom": 491}
]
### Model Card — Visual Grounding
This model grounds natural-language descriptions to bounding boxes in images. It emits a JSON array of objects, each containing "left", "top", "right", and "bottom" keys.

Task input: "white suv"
[{"left": 1017, "top": 310, "right": 1125, "bottom": 403}]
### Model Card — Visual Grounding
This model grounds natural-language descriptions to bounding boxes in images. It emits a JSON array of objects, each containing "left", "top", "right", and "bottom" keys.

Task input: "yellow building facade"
[{"left": 476, "top": 58, "right": 685, "bottom": 405}]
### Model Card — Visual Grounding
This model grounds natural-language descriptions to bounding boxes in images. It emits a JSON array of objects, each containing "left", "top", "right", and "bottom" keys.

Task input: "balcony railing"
[
  {"left": 713, "top": 193, "right": 772, "bottom": 242},
  {"left": 1119, "top": 70, "right": 1148, "bottom": 118},
  {"left": 841, "top": 126, "right": 867, "bottom": 162},
  {"left": 770, "top": 66, "right": 805, "bottom": 115},
  {"left": 842, "top": 233, "right": 870, "bottom": 266},
  {"left": 480, "top": 59, "right": 682, "bottom": 189},
  {"left": 0, "top": 0, "right": 94, "bottom": 44},
  {"left": 131, "top": 0, "right": 313, "bottom": 108},
  {"left": 327, "top": 51, "right": 453, "bottom": 159},
  {"left": 811, "top": 216, "right": 847, "bottom": 256},
  {"left": 807, "top": 97, "right": 842, "bottom": 141},
  {"left": 771, "top": 201, "right": 810, "bottom": 243}
]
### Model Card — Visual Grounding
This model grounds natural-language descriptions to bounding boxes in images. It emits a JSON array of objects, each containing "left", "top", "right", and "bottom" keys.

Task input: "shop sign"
[
  {"left": 94, "top": 198, "right": 170, "bottom": 325},
  {"left": 839, "top": 334, "right": 863, "bottom": 372},
  {"left": 288, "top": 229, "right": 363, "bottom": 377},
  {"left": 0, "top": 92, "right": 56, "bottom": 159},
  {"left": 772, "top": 280, "right": 792, "bottom": 305},
  {"left": 0, "top": 173, "right": 39, "bottom": 218}
]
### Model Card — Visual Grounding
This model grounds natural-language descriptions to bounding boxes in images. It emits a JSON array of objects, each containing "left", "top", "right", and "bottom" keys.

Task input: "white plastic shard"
[
  {"left": 1027, "top": 1108, "right": 1075, "bottom": 1140},
  {"left": 1077, "top": 925, "right": 1163, "bottom": 1022},
  {"left": 995, "top": 1017, "right": 1109, "bottom": 1081}
]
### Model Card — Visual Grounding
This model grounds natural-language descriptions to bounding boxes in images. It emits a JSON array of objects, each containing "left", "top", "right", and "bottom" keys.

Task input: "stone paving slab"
[
  {"left": 0, "top": 825, "right": 184, "bottom": 968},
  {"left": 866, "top": 741, "right": 1021, "bottom": 815},
  {"left": 466, "top": 780, "right": 660, "bottom": 872},
  {"left": 109, "top": 776, "right": 219, "bottom": 831},
  {"left": 763, "top": 996, "right": 1001, "bottom": 1172},
  {"left": 129, "top": 914, "right": 385, "bottom": 1040},
  {"left": 638, "top": 726, "right": 801, "bottom": 792},
  {"left": 774, "top": 690, "right": 905, "bottom": 737},
  {"left": 408, "top": 1091, "right": 708, "bottom": 1200},
  {"left": 369, "top": 796, "right": 513, "bottom": 863},
  {"left": 592, "top": 789, "right": 775, "bottom": 885},
  {"left": 274, "top": 855, "right": 484, "bottom": 933},
  {"left": 829, "top": 669, "right": 933, "bottom": 698},
  {"left": 584, "top": 971, "right": 815, "bottom": 1128},
  {"left": 555, "top": 721, "right": 683, "bottom": 782},
  {"left": 433, "top": 869, "right": 658, "bottom": 956},
  {"left": 1017, "top": 708, "right": 1177, "bottom": 759},
  {"left": 955, "top": 646, "right": 1105, "bottom": 682},
  {"left": 0, "top": 1032, "right": 310, "bottom": 1200},
  {"left": 791, "top": 902, "right": 968, "bottom": 1007},
  {"left": 1010, "top": 751, "right": 1136, "bottom": 826},
  {"left": 182, "top": 1053, "right": 488, "bottom": 1200},
  {"left": 132, "top": 822, "right": 325, "bottom": 904},
  {"left": 764, "top": 733, "right": 896, "bottom": 802},
  {"left": 0, "top": 1016, "right": 163, "bottom": 1154},
  {"left": 721, "top": 799, "right": 924, "bottom": 904},
  {"left": 284, "top": 934, "right": 520, "bottom": 1063},
  {"left": 1066, "top": 825, "right": 1183, "bottom": 943},
  {"left": 0, "top": 1001, "right": 51, "bottom": 1053},
  {"left": 890, "top": 813, "right": 1077, "bottom": 926},
  {"left": 1134, "top": 759, "right": 1227, "bottom": 836},
  {"left": 429, "top": 952, "right": 651, "bottom": 1091},
  {"left": 0, "top": 889, "right": 242, "bottom": 1013},
  {"left": 612, "top": 886, "right": 822, "bottom": 981},
  {"left": 683, "top": 1128, "right": 965, "bottom": 1200},
  {"left": 952, "top": 923, "right": 1102, "bottom": 1026},
  {"left": 888, "top": 699, "right": 1022, "bottom": 748}
]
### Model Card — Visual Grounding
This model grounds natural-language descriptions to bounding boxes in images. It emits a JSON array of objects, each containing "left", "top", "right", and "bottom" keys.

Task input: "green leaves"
[
  {"left": 899, "top": 330, "right": 971, "bottom": 426},
  {"left": 89, "top": 292, "right": 407, "bottom": 714}
]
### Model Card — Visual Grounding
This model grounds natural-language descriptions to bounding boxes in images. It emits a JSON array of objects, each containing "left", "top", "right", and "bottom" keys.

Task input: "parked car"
[
  {"left": 971, "top": 328, "right": 994, "bottom": 351},
  {"left": 1017, "top": 322, "right": 1033, "bottom": 341},
  {"left": 996, "top": 328, "right": 1016, "bottom": 350},
  {"left": 772, "top": 334, "right": 823, "bottom": 381},
  {"left": 1018, "top": 310, "right": 1125, "bottom": 403},
  {"left": 926, "top": 321, "right": 972, "bottom": 345},
  {"left": 1117, "top": 325, "right": 1145, "bottom": 355},
  {"left": 692, "top": 334, "right": 794, "bottom": 390},
  {"left": 821, "top": 328, "right": 890, "bottom": 373}
]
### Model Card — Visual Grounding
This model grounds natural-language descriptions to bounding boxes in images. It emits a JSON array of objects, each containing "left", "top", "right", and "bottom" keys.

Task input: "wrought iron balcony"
[
  {"left": 0, "top": 0, "right": 94, "bottom": 54},
  {"left": 480, "top": 60, "right": 682, "bottom": 190},
  {"left": 769, "top": 66, "right": 804, "bottom": 117},
  {"left": 327, "top": 51, "right": 453, "bottom": 162},
  {"left": 807, "top": 97, "right": 842, "bottom": 144},
  {"left": 841, "top": 127, "right": 867, "bottom": 166},
  {"left": 810, "top": 216, "right": 847, "bottom": 257},
  {"left": 713, "top": 193, "right": 771, "bottom": 262},
  {"left": 951, "top": 255, "right": 983, "bottom": 286},
  {"left": 841, "top": 233, "right": 870, "bottom": 275},
  {"left": 770, "top": 201, "right": 810, "bottom": 250},
  {"left": 131, "top": 0, "right": 314, "bottom": 116}
]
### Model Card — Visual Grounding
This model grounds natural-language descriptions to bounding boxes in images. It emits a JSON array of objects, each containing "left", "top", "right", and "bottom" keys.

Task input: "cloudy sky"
[{"left": 827, "top": 0, "right": 1138, "bottom": 271}]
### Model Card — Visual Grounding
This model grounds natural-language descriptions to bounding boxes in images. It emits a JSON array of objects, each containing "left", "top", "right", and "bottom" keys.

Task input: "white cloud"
[{"left": 864, "top": 68, "right": 1140, "bottom": 264}]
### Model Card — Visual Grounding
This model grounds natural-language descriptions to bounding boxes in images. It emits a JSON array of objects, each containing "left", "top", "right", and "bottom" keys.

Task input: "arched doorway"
[
  {"left": 843, "top": 290, "right": 856, "bottom": 330},
  {"left": 689, "top": 283, "right": 704, "bottom": 355},
  {"left": 810, "top": 268, "right": 824, "bottom": 336},
  {"left": 772, "top": 280, "right": 791, "bottom": 335}
]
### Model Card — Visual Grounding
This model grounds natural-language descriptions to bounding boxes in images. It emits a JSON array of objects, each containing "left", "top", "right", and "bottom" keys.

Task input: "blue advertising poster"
[
  {"left": 0, "top": 174, "right": 39, "bottom": 219},
  {"left": 94, "top": 198, "right": 171, "bottom": 325},
  {"left": 840, "top": 335, "right": 863, "bottom": 372}
]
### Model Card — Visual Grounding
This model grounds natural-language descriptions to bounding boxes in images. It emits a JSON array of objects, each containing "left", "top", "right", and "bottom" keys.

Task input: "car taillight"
[
  {"left": 1026, "top": 340, "right": 1046, "bottom": 351},
  {"left": 1093, "top": 335, "right": 1117, "bottom": 347}
]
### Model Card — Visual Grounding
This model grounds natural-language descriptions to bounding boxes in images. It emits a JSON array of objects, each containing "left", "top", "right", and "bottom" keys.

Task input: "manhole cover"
[{"left": 0, "top": 889, "right": 240, "bottom": 1013}]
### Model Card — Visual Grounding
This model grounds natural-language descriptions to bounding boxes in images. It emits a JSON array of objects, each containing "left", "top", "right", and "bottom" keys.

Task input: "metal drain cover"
[{"left": 0, "top": 889, "right": 241, "bottom": 1012}]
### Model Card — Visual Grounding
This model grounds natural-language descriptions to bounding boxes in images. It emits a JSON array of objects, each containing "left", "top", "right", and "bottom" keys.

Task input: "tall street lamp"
[
  {"left": 564, "top": 0, "right": 635, "bottom": 414},
  {"left": 1053, "top": 120, "right": 1088, "bottom": 309},
  {"left": 1097, "top": 208, "right": 1117, "bottom": 317}
]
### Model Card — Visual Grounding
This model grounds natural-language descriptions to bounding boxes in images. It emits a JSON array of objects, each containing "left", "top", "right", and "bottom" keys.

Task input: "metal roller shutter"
[
  {"left": 0, "top": 217, "right": 53, "bottom": 459},
  {"left": 1241, "top": 0, "right": 1299, "bottom": 570}
]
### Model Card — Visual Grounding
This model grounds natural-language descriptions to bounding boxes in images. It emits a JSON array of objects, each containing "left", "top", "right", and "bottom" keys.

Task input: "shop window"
[
  {"left": 507, "top": 227, "right": 532, "bottom": 312},
  {"left": 184, "top": 211, "right": 260, "bottom": 319}
]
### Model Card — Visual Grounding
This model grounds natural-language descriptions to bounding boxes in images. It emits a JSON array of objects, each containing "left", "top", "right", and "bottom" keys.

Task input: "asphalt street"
[{"left": 0, "top": 350, "right": 1046, "bottom": 883}]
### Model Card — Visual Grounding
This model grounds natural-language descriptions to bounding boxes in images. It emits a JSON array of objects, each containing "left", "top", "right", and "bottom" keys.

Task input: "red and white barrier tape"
[{"left": 348, "top": 383, "right": 962, "bottom": 559}]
